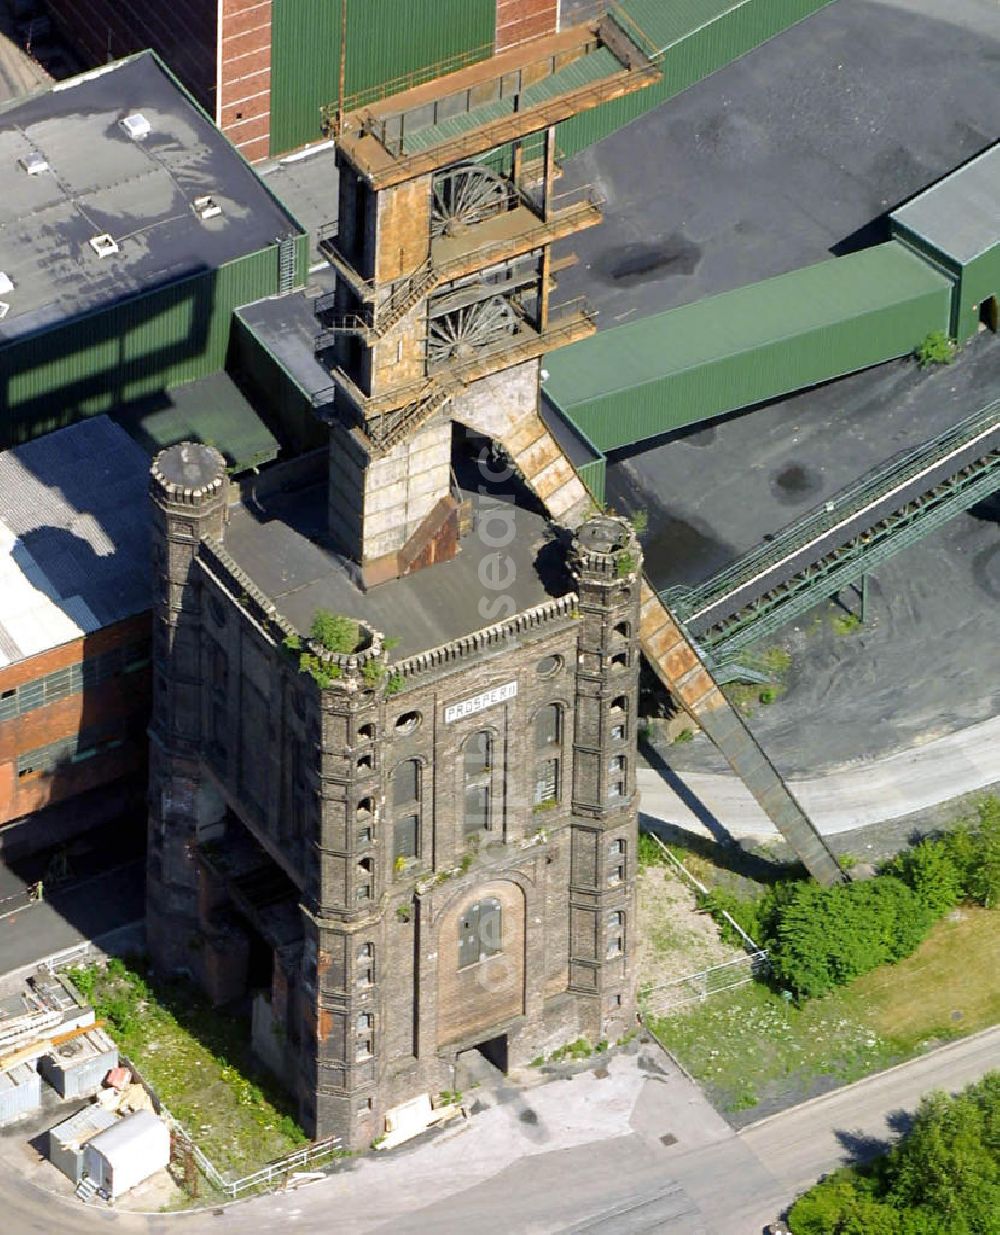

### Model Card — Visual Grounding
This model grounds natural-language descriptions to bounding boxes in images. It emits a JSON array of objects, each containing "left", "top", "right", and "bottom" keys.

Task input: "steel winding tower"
[{"left": 312, "top": 8, "right": 844, "bottom": 883}]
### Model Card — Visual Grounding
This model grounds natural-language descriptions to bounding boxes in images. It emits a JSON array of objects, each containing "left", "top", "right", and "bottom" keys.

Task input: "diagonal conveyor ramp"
[{"left": 490, "top": 395, "right": 846, "bottom": 886}]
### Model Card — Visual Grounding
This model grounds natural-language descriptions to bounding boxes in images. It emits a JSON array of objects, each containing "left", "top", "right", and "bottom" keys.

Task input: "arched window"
[
  {"left": 607, "top": 910, "right": 624, "bottom": 958},
  {"left": 458, "top": 898, "right": 502, "bottom": 968},
  {"left": 533, "top": 704, "right": 562, "bottom": 808},
  {"left": 356, "top": 942, "right": 374, "bottom": 988},
  {"left": 607, "top": 838, "right": 626, "bottom": 886},
  {"left": 463, "top": 731, "right": 492, "bottom": 834},
  {"left": 392, "top": 759, "right": 420, "bottom": 862},
  {"left": 357, "top": 857, "right": 374, "bottom": 900},
  {"left": 613, "top": 620, "right": 631, "bottom": 640}
]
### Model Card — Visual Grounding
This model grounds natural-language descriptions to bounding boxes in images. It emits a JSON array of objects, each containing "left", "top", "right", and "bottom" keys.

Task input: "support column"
[
  {"left": 567, "top": 515, "right": 643, "bottom": 1040},
  {"left": 146, "top": 444, "right": 229, "bottom": 976}
]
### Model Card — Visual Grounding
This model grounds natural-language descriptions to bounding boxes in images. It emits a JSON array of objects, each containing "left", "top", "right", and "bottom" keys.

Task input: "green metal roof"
[
  {"left": 113, "top": 371, "right": 279, "bottom": 474},
  {"left": 545, "top": 243, "right": 950, "bottom": 411},
  {"left": 401, "top": 47, "right": 622, "bottom": 155},
  {"left": 614, "top": 0, "right": 750, "bottom": 57},
  {"left": 891, "top": 142, "right": 1000, "bottom": 265}
]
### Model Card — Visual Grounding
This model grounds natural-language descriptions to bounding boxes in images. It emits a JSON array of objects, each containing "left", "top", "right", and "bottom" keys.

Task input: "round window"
[{"left": 536, "top": 654, "right": 562, "bottom": 677}]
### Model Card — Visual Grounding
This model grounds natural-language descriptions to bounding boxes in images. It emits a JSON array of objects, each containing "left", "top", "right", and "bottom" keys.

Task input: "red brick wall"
[
  {"left": 495, "top": 0, "right": 559, "bottom": 51},
  {"left": 219, "top": 0, "right": 273, "bottom": 163},
  {"left": 0, "top": 614, "right": 151, "bottom": 827},
  {"left": 46, "top": 0, "right": 218, "bottom": 116}
]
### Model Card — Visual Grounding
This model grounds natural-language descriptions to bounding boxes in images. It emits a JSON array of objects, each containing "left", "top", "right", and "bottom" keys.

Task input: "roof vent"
[
  {"left": 19, "top": 151, "right": 50, "bottom": 175},
  {"left": 89, "top": 234, "right": 119, "bottom": 259},
  {"left": 120, "top": 112, "right": 151, "bottom": 141},
  {"left": 193, "top": 194, "right": 223, "bottom": 221},
  {"left": 0, "top": 272, "right": 13, "bottom": 295}
]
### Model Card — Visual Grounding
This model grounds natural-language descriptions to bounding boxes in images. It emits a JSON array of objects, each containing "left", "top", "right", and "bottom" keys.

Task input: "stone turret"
[
  {"left": 146, "top": 443, "right": 229, "bottom": 974},
  {"left": 566, "top": 514, "right": 642, "bottom": 1038}
]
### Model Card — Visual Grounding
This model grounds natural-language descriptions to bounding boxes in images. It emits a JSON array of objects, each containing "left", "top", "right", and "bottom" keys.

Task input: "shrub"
[
  {"left": 885, "top": 835, "right": 964, "bottom": 917},
  {"left": 915, "top": 330, "right": 958, "bottom": 368},
  {"left": 768, "top": 876, "right": 933, "bottom": 1000},
  {"left": 309, "top": 609, "right": 360, "bottom": 654},
  {"left": 789, "top": 1074, "right": 1000, "bottom": 1235}
]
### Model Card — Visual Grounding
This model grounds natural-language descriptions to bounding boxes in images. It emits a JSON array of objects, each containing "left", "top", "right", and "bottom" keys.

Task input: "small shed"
[
  {"left": 40, "top": 1028, "right": 118, "bottom": 1100},
  {"left": 48, "top": 1105, "right": 117, "bottom": 1184},
  {"left": 83, "top": 1110, "right": 171, "bottom": 1199},
  {"left": 0, "top": 1062, "right": 42, "bottom": 1126},
  {"left": 891, "top": 142, "right": 1000, "bottom": 341}
]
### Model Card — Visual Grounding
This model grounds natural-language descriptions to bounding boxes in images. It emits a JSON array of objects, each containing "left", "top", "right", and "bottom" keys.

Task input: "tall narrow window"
[
  {"left": 607, "top": 910, "right": 624, "bottom": 958},
  {"left": 356, "top": 1012, "right": 374, "bottom": 1060},
  {"left": 357, "top": 857, "right": 373, "bottom": 901},
  {"left": 357, "top": 942, "right": 374, "bottom": 988},
  {"left": 392, "top": 759, "right": 421, "bottom": 862},
  {"left": 458, "top": 898, "right": 503, "bottom": 968},
  {"left": 534, "top": 704, "right": 561, "bottom": 808},
  {"left": 607, "top": 839, "right": 626, "bottom": 887},
  {"left": 463, "top": 731, "right": 492, "bottom": 834}
]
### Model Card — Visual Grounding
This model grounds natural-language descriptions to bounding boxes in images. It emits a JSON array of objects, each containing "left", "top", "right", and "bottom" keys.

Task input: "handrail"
[{"left": 665, "top": 398, "right": 1000, "bottom": 624}]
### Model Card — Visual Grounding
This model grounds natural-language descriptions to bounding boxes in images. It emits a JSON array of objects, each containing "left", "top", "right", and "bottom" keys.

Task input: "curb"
[{"left": 737, "top": 1023, "right": 1000, "bottom": 1134}]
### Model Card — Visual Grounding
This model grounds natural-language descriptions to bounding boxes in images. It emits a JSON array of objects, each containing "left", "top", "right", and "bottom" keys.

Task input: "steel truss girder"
[{"left": 663, "top": 400, "right": 1000, "bottom": 668}]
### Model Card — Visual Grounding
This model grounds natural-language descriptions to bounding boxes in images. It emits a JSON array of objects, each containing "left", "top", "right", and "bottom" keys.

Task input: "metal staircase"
[
  {"left": 75, "top": 1175, "right": 99, "bottom": 1204},
  {"left": 493, "top": 410, "right": 846, "bottom": 886},
  {"left": 277, "top": 235, "right": 298, "bottom": 294}
]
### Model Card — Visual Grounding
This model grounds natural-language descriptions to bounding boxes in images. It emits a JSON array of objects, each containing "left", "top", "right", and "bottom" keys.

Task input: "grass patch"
[
  {"left": 831, "top": 611, "right": 862, "bottom": 636},
  {"left": 646, "top": 909, "right": 1000, "bottom": 1115},
  {"left": 725, "top": 644, "right": 794, "bottom": 714},
  {"left": 851, "top": 907, "right": 1000, "bottom": 1047},
  {"left": 71, "top": 958, "right": 307, "bottom": 1179}
]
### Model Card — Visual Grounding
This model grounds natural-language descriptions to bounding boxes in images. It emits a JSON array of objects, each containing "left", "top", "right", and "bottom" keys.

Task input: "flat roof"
[
  {"left": 222, "top": 471, "right": 569, "bottom": 660},
  {"left": 237, "top": 279, "right": 335, "bottom": 404},
  {"left": 0, "top": 51, "right": 303, "bottom": 344},
  {"left": 544, "top": 243, "right": 950, "bottom": 411},
  {"left": 337, "top": 19, "right": 656, "bottom": 187},
  {"left": 891, "top": 141, "right": 1000, "bottom": 264},
  {"left": 113, "top": 370, "right": 279, "bottom": 474},
  {"left": 0, "top": 416, "right": 150, "bottom": 668},
  {"left": 550, "top": 0, "right": 1000, "bottom": 329}
]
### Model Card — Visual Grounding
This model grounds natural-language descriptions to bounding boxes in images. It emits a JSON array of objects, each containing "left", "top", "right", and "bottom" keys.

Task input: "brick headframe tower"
[{"left": 146, "top": 12, "right": 659, "bottom": 1149}]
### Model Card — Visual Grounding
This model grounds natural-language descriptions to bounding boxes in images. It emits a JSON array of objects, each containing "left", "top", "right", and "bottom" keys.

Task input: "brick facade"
[
  {"left": 145, "top": 443, "right": 641, "bottom": 1148},
  {"left": 219, "top": 0, "right": 273, "bottom": 163},
  {"left": 0, "top": 614, "right": 151, "bottom": 827},
  {"left": 496, "top": 0, "right": 559, "bottom": 51}
]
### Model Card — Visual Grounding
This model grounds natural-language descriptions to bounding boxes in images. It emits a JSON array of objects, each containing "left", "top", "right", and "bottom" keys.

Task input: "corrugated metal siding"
[
  {"left": 344, "top": 0, "right": 495, "bottom": 100},
  {"left": 231, "top": 316, "right": 325, "bottom": 454},
  {"left": 577, "top": 456, "right": 606, "bottom": 506},
  {"left": 269, "top": 0, "right": 495, "bottom": 156},
  {"left": 2, "top": 247, "right": 281, "bottom": 449},
  {"left": 957, "top": 250, "right": 1000, "bottom": 341},
  {"left": 545, "top": 243, "right": 953, "bottom": 454},
  {"left": 269, "top": 0, "right": 343, "bottom": 157},
  {"left": 558, "top": 0, "right": 836, "bottom": 156}
]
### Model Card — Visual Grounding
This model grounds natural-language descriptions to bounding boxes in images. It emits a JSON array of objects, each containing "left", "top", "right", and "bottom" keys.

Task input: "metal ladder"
[{"left": 277, "top": 235, "right": 298, "bottom": 294}]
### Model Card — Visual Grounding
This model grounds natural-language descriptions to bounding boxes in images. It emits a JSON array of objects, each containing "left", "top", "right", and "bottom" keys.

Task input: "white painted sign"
[{"left": 444, "top": 681, "right": 517, "bottom": 724}]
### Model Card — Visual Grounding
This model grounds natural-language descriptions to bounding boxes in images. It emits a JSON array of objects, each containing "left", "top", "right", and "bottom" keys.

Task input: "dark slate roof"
[{"left": 0, "top": 51, "right": 303, "bottom": 344}]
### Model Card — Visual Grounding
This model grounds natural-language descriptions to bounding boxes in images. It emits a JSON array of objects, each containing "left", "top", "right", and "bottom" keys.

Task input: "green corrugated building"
[
  {"left": 544, "top": 242, "right": 953, "bottom": 457},
  {"left": 891, "top": 142, "right": 1000, "bottom": 343},
  {"left": 0, "top": 52, "right": 308, "bottom": 470}
]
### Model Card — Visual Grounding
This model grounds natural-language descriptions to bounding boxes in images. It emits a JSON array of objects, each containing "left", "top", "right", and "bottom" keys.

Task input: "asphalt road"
[
  {"left": 0, "top": 860, "right": 145, "bottom": 982},
  {"left": 638, "top": 711, "right": 1000, "bottom": 841},
  {"left": 1, "top": 1026, "right": 997, "bottom": 1233}
]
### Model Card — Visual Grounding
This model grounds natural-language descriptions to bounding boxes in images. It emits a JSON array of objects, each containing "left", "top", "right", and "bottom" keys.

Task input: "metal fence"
[
  {"left": 643, "top": 951, "right": 770, "bottom": 1015},
  {"left": 643, "top": 831, "right": 763, "bottom": 954},
  {"left": 640, "top": 830, "right": 770, "bottom": 1014}
]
